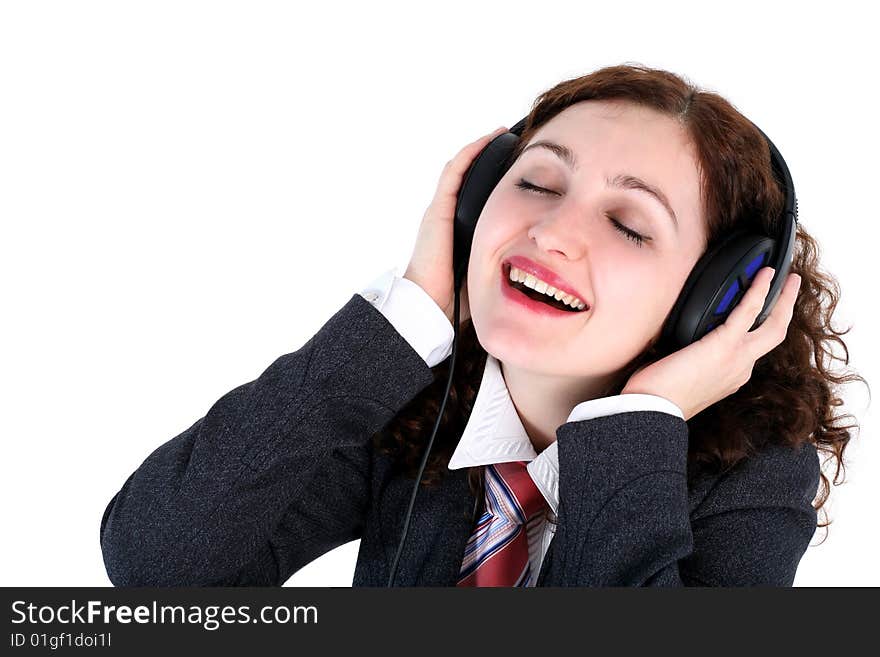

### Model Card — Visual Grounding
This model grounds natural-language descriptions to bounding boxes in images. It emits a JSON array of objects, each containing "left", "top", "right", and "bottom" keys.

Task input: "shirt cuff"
[
  {"left": 567, "top": 393, "right": 685, "bottom": 423},
  {"left": 358, "top": 267, "right": 455, "bottom": 368}
]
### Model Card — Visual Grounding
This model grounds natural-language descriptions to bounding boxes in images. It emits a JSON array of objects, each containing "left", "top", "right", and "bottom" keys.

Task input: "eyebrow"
[{"left": 520, "top": 139, "right": 679, "bottom": 232}]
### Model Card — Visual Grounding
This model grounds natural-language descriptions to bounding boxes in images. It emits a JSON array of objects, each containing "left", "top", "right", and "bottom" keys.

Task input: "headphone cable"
[{"left": 386, "top": 282, "right": 461, "bottom": 587}]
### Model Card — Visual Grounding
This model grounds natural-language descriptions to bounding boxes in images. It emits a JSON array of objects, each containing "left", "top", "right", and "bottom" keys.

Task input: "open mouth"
[{"left": 503, "top": 263, "right": 588, "bottom": 314}]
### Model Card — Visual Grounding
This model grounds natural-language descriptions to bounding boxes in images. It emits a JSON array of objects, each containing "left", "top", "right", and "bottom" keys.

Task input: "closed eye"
[{"left": 514, "top": 178, "right": 648, "bottom": 247}]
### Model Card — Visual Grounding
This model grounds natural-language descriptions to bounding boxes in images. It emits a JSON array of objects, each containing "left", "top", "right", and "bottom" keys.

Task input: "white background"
[{"left": 1, "top": 0, "right": 876, "bottom": 586}]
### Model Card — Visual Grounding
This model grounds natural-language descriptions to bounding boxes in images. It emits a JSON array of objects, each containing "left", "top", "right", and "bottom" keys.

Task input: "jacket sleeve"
[
  {"left": 99, "top": 293, "right": 437, "bottom": 586},
  {"left": 541, "top": 411, "right": 820, "bottom": 586},
  {"left": 527, "top": 393, "right": 687, "bottom": 515}
]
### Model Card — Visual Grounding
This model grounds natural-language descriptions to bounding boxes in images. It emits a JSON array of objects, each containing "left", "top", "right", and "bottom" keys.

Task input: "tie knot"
[{"left": 485, "top": 460, "right": 548, "bottom": 525}]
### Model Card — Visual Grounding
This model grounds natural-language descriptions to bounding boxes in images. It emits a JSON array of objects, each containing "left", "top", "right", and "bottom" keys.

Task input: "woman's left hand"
[{"left": 621, "top": 266, "right": 802, "bottom": 421}]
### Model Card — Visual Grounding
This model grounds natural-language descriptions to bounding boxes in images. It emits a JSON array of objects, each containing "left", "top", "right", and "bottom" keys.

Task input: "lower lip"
[{"left": 499, "top": 263, "right": 586, "bottom": 318}]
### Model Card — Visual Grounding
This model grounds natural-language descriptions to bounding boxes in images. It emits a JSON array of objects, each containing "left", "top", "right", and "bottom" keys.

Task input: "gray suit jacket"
[{"left": 100, "top": 294, "right": 820, "bottom": 586}]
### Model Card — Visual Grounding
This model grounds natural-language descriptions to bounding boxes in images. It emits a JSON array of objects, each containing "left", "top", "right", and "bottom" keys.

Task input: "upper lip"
[{"left": 502, "top": 255, "right": 590, "bottom": 309}]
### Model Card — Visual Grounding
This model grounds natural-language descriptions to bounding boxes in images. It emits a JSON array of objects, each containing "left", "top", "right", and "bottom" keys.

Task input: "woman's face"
[{"left": 467, "top": 99, "right": 708, "bottom": 380}]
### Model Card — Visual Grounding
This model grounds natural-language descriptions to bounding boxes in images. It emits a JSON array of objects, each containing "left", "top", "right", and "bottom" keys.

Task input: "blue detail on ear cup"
[
  {"left": 744, "top": 252, "right": 768, "bottom": 278},
  {"left": 715, "top": 280, "right": 741, "bottom": 315},
  {"left": 712, "top": 251, "right": 771, "bottom": 317}
]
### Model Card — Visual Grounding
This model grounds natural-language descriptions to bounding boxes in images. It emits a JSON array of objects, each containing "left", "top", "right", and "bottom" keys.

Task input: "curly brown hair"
[{"left": 371, "top": 63, "right": 868, "bottom": 540}]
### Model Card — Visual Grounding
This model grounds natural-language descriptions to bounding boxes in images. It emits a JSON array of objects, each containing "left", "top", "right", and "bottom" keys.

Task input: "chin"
[{"left": 480, "top": 332, "right": 557, "bottom": 369}]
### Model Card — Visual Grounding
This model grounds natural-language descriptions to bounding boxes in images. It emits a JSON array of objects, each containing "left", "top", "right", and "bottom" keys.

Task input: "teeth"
[{"left": 508, "top": 266, "right": 587, "bottom": 311}]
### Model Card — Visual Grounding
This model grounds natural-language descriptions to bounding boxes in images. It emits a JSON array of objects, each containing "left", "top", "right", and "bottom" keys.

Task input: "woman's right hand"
[{"left": 403, "top": 126, "right": 508, "bottom": 326}]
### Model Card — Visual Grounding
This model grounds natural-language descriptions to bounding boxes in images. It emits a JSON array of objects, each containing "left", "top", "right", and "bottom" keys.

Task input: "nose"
[{"left": 526, "top": 199, "right": 590, "bottom": 261}]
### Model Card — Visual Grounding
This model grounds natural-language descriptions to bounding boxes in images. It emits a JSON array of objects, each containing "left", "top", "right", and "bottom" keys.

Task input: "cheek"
[
  {"left": 480, "top": 187, "right": 534, "bottom": 235},
  {"left": 590, "top": 266, "right": 672, "bottom": 335},
  {"left": 596, "top": 278, "right": 642, "bottom": 319},
  {"left": 468, "top": 206, "right": 519, "bottom": 272}
]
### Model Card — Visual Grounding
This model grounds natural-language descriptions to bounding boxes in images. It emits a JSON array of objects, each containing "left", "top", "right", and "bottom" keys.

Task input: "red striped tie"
[{"left": 457, "top": 460, "right": 548, "bottom": 587}]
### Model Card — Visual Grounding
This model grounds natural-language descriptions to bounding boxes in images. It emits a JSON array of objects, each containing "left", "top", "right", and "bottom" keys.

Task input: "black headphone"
[{"left": 386, "top": 114, "right": 798, "bottom": 587}]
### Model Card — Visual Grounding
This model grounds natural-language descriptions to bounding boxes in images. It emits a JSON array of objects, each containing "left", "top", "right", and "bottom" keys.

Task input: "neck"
[{"left": 499, "top": 359, "right": 619, "bottom": 453}]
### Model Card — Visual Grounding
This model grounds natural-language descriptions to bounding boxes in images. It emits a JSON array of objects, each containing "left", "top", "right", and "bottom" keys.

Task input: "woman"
[{"left": 100, "top": 64, "right": 864, "bottom": 587}]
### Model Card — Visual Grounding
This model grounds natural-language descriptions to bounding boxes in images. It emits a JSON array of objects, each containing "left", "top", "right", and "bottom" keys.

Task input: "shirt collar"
[
  {"left": 447, "top": 352, "right": 537, "bottom": 468},
  {"left": 446, "top": 352, "right": 559, "bottom": 514}
]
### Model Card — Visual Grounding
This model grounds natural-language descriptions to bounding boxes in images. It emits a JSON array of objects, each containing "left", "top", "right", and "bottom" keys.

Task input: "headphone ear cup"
[
  {"left": 660, "top": 229, "right": 776, "bottom": 352},
  {"left": 453, "top": 132, "right": 520, "bottom": 289}
]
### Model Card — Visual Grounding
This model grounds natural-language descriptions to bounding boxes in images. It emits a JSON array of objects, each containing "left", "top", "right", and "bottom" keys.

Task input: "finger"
[
  {"left": 747, "top": 271, "right": 802, "bottom": 353},
  {"left": 436, "top": 126, "right": 508, "bottom": 199},
  {"left": 467, "top": 126, "right": 509, "bottom": 148},
  {"left": 721, "top": 265, "right": 776, "bottom": 336},
  {"left": 446, "top": 127, "right": 508, "bottom": 169}
]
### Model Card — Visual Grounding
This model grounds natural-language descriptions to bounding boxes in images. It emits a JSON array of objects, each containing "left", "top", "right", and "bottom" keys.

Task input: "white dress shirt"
[{"left": 359, "top": 265, "right": 685, "bottom": 586}]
